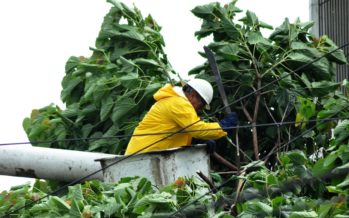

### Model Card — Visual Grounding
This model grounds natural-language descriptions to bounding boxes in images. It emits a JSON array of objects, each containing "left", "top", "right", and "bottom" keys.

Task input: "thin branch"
[
  {"left": 263, "top": 98, "right": 277, "bottom": 123},
  {"left": 241, "top": 100, "right": 253, "bottom": 122},
  {"left": 196, "top": 171, "right": 218, "bottom": 193},
  {"left": 226, "top": 137, "right": 253, "bottom": 162}
]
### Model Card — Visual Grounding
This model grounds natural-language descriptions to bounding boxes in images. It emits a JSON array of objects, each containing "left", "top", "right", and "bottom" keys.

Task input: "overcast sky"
[{"left": 0, "top": 0, "right": 309, "bottom": 191}]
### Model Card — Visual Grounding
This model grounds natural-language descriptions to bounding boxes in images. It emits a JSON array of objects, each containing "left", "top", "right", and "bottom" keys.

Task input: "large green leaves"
[
  {"left": 1, "top": 177, "right": 216, "bottom": 217},
  {"left": 23, "top": 1, "right": 172, "bottom": 154},
  {"left": 191, "top": 1, "right": 349, "bottom": 217},
  {"left": 112, "top": 97, "right": 136, "bottom": 124}
]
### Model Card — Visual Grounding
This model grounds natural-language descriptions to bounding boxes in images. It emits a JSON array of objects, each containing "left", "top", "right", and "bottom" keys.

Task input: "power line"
[
  {"left": 1, "top": 117, "right": 204, "bottom": 218},
  {"left": 169, "top": 104, "right": 349, "bottom": 217},
  {"left": 169, "top": 176, "right": 238, "bottom": 218},
  {"left": 216, "top": 42, "right": 349, "bottom": 114},
  {"left": 0, "top": 116, "right": 346, "bottom": 147},
  {"left": 3, "top": 43, "right": 347, "bottom": 148},
  {"left": 2, "top": 42, "right": 349, "bottom": 217},
  {"left": 169, "top": 125, "right": 314, "bottom": 217}
]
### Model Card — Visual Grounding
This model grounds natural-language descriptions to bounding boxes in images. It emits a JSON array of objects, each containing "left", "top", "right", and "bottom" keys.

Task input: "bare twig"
[
  {"left": 263, "top": 98, "right": 277, "bottom": 123},
  {"left": 229, "top": 172, "right": 246, "bottom": 216},
  {"left": 235, "top": 127, "right": 240, "bottom": 169},
  {"left": 263, "top": 98, "right": 281, "bottom": 161},
  {"left": 212, "top": 152, "right": 238, "bottom": 171},
  {"left": 216, "top": 171, "right": 238, "bottom": 175},
  {"left": 196, "top": 171, "right": 218, "bottom": 193},
  {"left": 226, "top": 137, "right": 253, "bottom": 162},
  {"left": 241, "top": 100, "right": 253, "bottom": 122}
]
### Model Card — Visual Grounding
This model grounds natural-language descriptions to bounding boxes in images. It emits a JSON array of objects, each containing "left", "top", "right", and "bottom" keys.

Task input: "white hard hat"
[{"left": 187, "top": 79, "right": 213, "bottom": 109}]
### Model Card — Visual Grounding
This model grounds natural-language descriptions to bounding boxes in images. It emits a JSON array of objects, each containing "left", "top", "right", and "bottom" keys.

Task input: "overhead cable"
[{"left": 2, "top": 42, "right": 349, "bottom": 217}]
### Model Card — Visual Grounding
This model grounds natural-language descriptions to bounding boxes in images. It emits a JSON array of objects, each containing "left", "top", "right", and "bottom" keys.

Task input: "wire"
[
  {"left": 169, "top": 105, "right": 349, "bottom": 217},
  {"left": 1, "top": 118, "right": 203, "bottom": 218},
  {"left": 2, "top": 42, "right": 349, "bottom": 217},
  {"left": 2, "top": 43, "right": 348, "bottom": 148},
  {"left": 167, "top": 118, "right": 336, "bottom": 217},
  {"left": 169, "top": 176, "right": 237, "bottom": 217},
  {"left": 0, "top": 116, "right": 346, "bottom": 147},
  {"left": 216, "top": 42, "right": 349, "bottom": 114}
]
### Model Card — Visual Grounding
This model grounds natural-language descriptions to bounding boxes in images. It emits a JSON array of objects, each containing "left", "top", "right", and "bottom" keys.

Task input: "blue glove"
[
  {"left": 205, "top": 140, "right": 216, "bottom": 154},
  {"left": 219, "top": 112, "right": 238, "bottom": 137}
]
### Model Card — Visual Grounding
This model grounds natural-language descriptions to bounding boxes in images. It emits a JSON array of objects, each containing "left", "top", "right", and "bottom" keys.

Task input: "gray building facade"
[{"left": 310, "top": 0, "right": 349, "bottom": 82}]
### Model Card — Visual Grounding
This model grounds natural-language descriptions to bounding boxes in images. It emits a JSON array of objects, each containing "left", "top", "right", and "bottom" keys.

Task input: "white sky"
[{"left": 0, "top": 0, "right": 309, "bottom": 191}]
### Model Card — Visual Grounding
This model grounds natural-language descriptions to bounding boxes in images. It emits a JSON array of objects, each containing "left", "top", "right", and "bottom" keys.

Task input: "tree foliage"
[
  {"left": 0, "top": 177, "right": 213, "bottom": 217},
  {"left": 23, "top": 0, "right": 174, "bottom": 154},
  {"left": 190, "top": 1, "right": 347, "bottom": 162},
  {"left": 14, "top": 0, "right": 349, "bottom": 217}
]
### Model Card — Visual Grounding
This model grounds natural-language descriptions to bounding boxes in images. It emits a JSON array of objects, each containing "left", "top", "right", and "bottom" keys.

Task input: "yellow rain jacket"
[{"left": 125, "top": 84, "right": 227, "bottom": 155}]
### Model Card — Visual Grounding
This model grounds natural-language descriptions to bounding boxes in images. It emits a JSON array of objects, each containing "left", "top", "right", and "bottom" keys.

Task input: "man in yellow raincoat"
[{"left": 125, "top": 79, "right": 237, "bottom": 155}]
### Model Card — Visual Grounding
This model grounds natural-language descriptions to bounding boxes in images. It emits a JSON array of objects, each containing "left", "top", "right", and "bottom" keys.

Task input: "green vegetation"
[
  {"left": 3, "top": 0, "right": 348, "bottom": 217},
  {"left": 0, "top": 177, "right": 213, "bottom": 217},
  {"left": 23, "top": 0, "right": 174, "bottom": 154}
]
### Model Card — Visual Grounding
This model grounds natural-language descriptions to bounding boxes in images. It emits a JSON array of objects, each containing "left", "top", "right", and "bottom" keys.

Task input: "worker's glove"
[
  {"left": 219, "top": 112, "right": 238, "bottom": 137},
  {"left": 205, "top": 140, "right": 216, "bottom": 154}
]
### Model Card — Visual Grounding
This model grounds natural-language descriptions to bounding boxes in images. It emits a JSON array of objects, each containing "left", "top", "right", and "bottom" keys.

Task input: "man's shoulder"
[
  {"left": 167, "top": 95, "right": 190, "bottom": 104},
  {"left": 156, "top": 95, "right": 192, "bottom": 109}
]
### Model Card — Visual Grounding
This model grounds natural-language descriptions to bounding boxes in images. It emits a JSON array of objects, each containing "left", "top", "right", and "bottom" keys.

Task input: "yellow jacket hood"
[{"left": 153, "top": 84, "right": 184, "bottom": 101}]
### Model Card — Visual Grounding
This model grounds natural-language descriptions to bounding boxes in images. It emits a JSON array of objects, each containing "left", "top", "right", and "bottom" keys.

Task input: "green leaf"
[
  {"left": 311, "top": 81, "right": 340, "bottom": 97},
  {"left": 300, "top": 73, "right": 311, "bottom": 89},
  {"left": 119, "top": 74, "right": 140, "bottom": 89},
  {"left": 336, "top": 174, "right": 349, "bottom": 188},
  {"left": 269, "top": 18, "right": 289, "bottom": 41},
  {"left": 133, "top": 192, "right": 175, "bottom": 214},
  {"left": 295, "top": 96, "right": 316, "bottom": 129},
  {"left": 68, "top": 184, "right": 84, "bottom": 201},
  {"left": 289, "top": 211, "right": 318, "bottom": 218},
  {"left": 323, "top": 151, "right": 339, "bottom": 167},
  {"left": 79, "top": 62, "right": 105, "bottom": 73},
  {"left": 318, "top": 202, "right": 334, "bottom": 218},
  {"left": 112, "top": 97, "right": 136, "bottom": 124},
  {"left": 287, "top": 50, "right": 332, "bottom": 80},
  {"left": 69, "top": 199, "right": 83, "bottom": 217},
  {"left": 81, "top": 82, "right": 97, "bottom": 103},
  {"left": 326, "top": 185, "right": 346, "bottom": 194},
  {"left": 88, "top": 132, "right": 103, "bottom": 151},
  {"left": 244, "top": 200, "right": 272, "bottom": 216},
  {"left": 218, "top": 44, "right": 240, "bottom": 61},
  {"left": 298, "top": 21, "right": 315, "bottom": 32},
  {"left": 191, "top": 3, "right": 216, "bottom": 19},
  {"left": 133, "top": 177, "right": 152, "bottom": 195},
  {"left": 119, "top": 56, "right": 136, "bottom": 72},
  {"left": 333, "top": 120, "right": 349, "bottom": 145},
  {"left": 134, "top": 58, "right": 160, "bottom": 68},
  {"left": 271, "top": 196, "right": 286, "bottom": 208},
  {"left": 321, "top": 36, "right": 348, "bottom": 64},
  {"left": 291, "top": 42, "right": 310, "bottom": 50},
  {"left": 266, "top": 174, "right": 278, "bottom": 186},
  {"left": 65, "top": 56, "right": 81, "bottom": 74},
  {"left": 258, "top": 21, "right": 273, "bottom": 30},
  {"left": 50, "top": 196, "right": 71, "bottom": 212},
  {"left": 312, "top": 157, "right": 335, "bottom": 177},
  {"left": 244, "top": 10, "right": 258, "bottom": 27},
  {"left": 331, "top": 162, "right": 349, "bottom": 175},
  {"left": 144, "top": 83, "right": 162, "bottom": 98},
  {"left": 61, "top": 76, "right": 83, "bottom": 103},
  {"left": 29, "top": 201, "right": 52, "bottom": 214},
  {"left": 247, "top": 31, "right": 270, "bottom": 45},
  {"left": 103, "top": 198, "right": 120, "bottom": 216},
  {"left": 100, "top": 96, "right": 114, "bottom": 122},
  {"left": 282, "top": 150, "right": 308, "bottom": 165}
]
